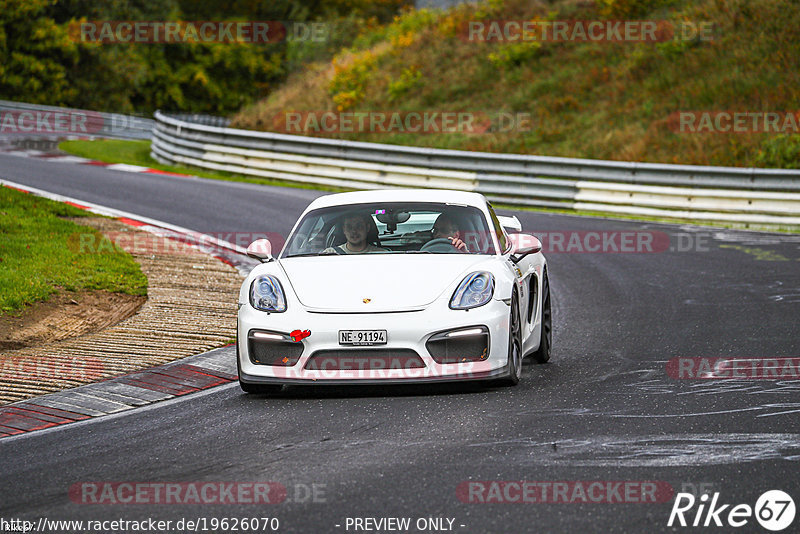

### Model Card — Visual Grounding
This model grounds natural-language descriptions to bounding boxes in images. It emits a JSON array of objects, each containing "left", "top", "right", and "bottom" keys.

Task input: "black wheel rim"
[
  {"left": 510, "top": 293, "right": 522, "bottom": 377},
  {"left": 541, "top": 277, "right": 552, "bottom": 355}
]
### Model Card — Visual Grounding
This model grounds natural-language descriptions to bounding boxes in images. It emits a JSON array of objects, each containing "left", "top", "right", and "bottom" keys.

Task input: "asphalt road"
[{"left": 1, "top": 153, "right": 800, "bottom": 533}]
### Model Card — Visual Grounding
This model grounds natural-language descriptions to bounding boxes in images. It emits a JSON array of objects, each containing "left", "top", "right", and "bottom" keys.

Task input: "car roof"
[{"left": 305, "top": 189, "right": 489, "bottom": 211}]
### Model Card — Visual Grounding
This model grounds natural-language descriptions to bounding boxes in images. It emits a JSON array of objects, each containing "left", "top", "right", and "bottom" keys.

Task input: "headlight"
[
  {"left": 450, "top": 272, "right": 495, "bottom": 310},
  {"left": 249, "top": 275, "right": 287, "bottom": 312}
]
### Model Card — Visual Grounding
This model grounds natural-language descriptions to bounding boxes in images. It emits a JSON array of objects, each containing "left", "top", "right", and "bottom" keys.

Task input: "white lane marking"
[
  {"left": 41, "top": 156, "right": 93, "bottom": 164},
  {"left": 467, "top": 433, "right": 800, "bottom": 467},
  {"left": 105, "top": 163, "right": 151, "bottom": 173}
]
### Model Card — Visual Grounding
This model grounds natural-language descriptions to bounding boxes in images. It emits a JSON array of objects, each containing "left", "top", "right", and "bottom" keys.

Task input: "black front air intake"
[
  {"left": 304, "top": 349, "right": 425, "bottom": 370},
  {"left": 426, "top": 326, "right": 490, "bottom": 364},
  {"left": 248, "top": 330, "right": 304, "bottom": 366}
]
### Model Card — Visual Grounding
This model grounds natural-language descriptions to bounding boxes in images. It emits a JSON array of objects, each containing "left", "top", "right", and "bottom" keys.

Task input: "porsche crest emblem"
[{"left": 363, "top": 298, "right": 371, "bottom": 304}]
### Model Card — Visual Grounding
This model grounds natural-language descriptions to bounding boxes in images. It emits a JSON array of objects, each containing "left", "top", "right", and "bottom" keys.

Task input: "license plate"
[{"left": 339, "top": 330, "right": 387, "bottom": 346}]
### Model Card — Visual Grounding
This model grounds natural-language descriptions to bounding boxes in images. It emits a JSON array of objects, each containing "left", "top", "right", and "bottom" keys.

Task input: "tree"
[{"left": 0, "top": 0, "right": 79, "bottom": 105}]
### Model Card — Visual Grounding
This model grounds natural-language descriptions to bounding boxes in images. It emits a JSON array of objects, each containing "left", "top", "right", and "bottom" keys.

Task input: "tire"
[
  {"left": 531, "top": 272, "right": 552, "bottom": 364},
  {"left": 239, "top": 380, "right": 283, "bottom": 395},
  {"left": 498, "top": 290, "right": 523, "bottom": 386}
]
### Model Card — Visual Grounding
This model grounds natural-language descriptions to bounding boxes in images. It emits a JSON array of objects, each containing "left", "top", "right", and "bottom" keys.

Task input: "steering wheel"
[{"left": 420, "top": 237, "right": 463, "bottom": 253}]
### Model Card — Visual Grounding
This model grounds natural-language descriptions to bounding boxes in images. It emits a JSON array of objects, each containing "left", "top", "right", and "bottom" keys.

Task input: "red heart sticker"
[{"left": 290, "top": 329, "right": 311, "bottom": 342}]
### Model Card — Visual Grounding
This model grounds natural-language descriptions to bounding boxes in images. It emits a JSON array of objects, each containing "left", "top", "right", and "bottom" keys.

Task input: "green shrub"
[
  {"left": 329, "top": 49, "right": 381, "bottom": 110},
  {"left": 487, "top": 41, "right": 543, "bottom": 69},
  {"left": 756, "top": 135, "right": 800, "bottom": 169},
  {"left": 387, "top": 65, "right": 422, "bottom": 100},
  {"left": 598, "top": 0, "right": 678, "bottom": 18}
]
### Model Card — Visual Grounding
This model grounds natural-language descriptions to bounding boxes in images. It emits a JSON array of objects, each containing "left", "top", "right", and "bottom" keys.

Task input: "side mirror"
[
  {"left": 509, "top": 233, "right": 542, "bottom": 263},
  {"left": 246, "top": 239, "right": 274, "bottom": 262},
  {"left": 498, "top": 215, "right": 522, "bottom": 233}
]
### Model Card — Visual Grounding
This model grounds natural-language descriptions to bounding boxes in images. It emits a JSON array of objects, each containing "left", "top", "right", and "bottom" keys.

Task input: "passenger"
[
  {"left": 323, "top": 213, "right": 387, "bottom": 254},
  {"left": 430, "top": 214, "right": 468, "bottom": 252}
]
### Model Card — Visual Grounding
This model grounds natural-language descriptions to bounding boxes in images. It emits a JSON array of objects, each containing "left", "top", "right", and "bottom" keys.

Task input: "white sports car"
[{"left": 236, "top": 189, "right": 551, "bottom": 392}]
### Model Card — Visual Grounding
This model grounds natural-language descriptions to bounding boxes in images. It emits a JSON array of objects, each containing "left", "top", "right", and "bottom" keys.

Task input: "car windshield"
[{"left": 281, "top": 202, "right": 497, "bottom": 257}]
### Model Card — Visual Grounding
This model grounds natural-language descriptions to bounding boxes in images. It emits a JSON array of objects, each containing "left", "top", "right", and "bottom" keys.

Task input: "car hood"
[{"left": 279, "top": 255, "right": 490, "bottom": 312}]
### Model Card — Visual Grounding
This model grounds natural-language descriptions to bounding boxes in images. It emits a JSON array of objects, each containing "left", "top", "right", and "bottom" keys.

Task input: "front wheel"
[
  {"left": 498, "top": 291, "right": 522, "bottom": 386},
  {"left": 239, "top": 380, "right": 283, "bottom": 395},
  {"left": 531, "top": 272, "right": 552, "bottom": 363}
]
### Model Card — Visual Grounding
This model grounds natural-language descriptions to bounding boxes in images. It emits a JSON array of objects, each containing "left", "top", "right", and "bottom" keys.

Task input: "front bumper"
[{"left": 237, "top": 298, "right": 511, "bottom": 385}]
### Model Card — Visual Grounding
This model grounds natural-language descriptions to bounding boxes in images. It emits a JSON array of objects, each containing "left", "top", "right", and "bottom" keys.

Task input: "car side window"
[{"left": 487, "top": 205, "right": 510, "bottom": 254}]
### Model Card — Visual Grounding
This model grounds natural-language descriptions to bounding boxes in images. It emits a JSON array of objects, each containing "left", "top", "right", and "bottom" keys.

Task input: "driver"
[
  {"left": 323, "top": 213, "right": 387, "bottom": 254},
  {"left": 429, "top": 214, "right": 468, "bottom": 252}
]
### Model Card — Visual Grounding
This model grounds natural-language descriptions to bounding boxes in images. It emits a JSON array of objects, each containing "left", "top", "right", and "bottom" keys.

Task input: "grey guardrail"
[
  {"left": 0, "top": 100, "right": 153, "bottom": 140},
  {"left": 152, "top": 110, "right": 800, "bottom": 226}
]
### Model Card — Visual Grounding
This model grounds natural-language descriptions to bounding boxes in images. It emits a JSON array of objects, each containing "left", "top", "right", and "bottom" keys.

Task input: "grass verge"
[{"left": 0, "top": 186, "right": 148, "bottom": 315}]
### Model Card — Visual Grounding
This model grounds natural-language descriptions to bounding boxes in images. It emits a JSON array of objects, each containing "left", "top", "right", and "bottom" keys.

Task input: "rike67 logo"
[{"left": 668, "top": 490, "right": 795, "bottom": 531}]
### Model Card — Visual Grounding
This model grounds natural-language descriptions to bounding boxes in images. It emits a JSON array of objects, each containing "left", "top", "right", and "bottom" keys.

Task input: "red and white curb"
[
  {"left": 0, "top": 136, "right": 193, "bottom": 178},
  {"left": 0, "top": 345, "right": 238, "bottom": 438}
]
